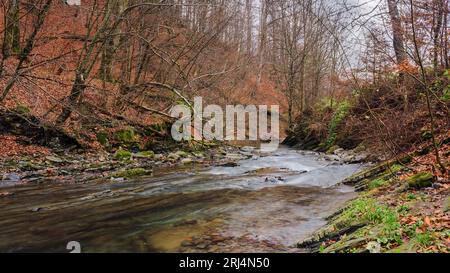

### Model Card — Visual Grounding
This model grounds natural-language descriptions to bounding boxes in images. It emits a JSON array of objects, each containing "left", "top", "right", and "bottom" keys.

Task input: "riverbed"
[{"left": 0, "top": 147, "right": 364, "bottom": 253}]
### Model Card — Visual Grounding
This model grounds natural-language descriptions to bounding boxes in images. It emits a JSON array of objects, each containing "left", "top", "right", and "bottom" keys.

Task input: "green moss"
[
  {"left": 407, "top": 172, "right": 434, "bottom": 189},
  {"left": 115, "top": 127, "right": 138, "bottom": 143},
  {"left": 369, "top": 177, "right": 388, "bottom": 190},
  {"left": 114, "top": 149, "right": 132, "bottom": 160},
  {"left": 398, "top": 155, "right": 413, "bottom": 164},
  {"left": 15, "top": 105, "right": 30, "bottom": 115},
  {"left": 113, "top": 168, "right": 149, "bottom": 178},
  {"left": 389, "top": 164, "right": 404, "bottom": 173},
  {"left": 96, "top": 132, "right": 109, "bottom": 147}
]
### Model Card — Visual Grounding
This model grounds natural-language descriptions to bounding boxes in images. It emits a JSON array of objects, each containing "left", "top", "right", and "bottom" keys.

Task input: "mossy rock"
[
  {"left": 115, "top": 127, "right": 138, "bottom": 143},
  {"left": 407, "top": 172, "right": 434, "bottom": 189},
  {"left": 135, "top": 151, "right": 155, "bottom": 159},
  {"left": 96, "top": 132, "right": 109, "bottom": 147},
  {"left": 112, "top": 168, "right": 151, "bottom": 179},
  {"left": 326, "top": 145, "right": 340, "bottom": 155},
  {"left": 114, "top": 149, "right": 132, "bottom": 160},
  {"left": 353, "top": 144, "right": 367, "bottom": 154}
]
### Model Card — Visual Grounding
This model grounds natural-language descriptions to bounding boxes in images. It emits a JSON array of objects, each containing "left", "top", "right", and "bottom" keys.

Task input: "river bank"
[{"left": 297, "top": 142, "right": 450, "bottom": 253}]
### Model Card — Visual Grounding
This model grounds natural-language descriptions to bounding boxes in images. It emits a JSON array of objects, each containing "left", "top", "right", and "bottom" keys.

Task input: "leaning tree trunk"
[{"left": 56, "top": 73, "right": 86, "bottom": 126}]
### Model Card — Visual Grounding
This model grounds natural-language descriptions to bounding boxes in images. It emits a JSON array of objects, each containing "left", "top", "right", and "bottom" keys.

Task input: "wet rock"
[
  {"left": 241, "top": 146, "right": 255, "bottom": 153},
  {"left": 110, "top": 177, "right": 125, "bottom": 182},
  {"left": 0, "top": 191, "right": 13, "bottom": 197},
  {"left": 219, "top": 162, "right": 238, "bottom": 167},
  {"left": 45, "top": 156, "right": 64, "bottom": 164},
  {"left": 2, "top": 173, "right": 21, "bottom": 182},
  {"left": 168, "top": 153, "right": 180, "bottom": 161},
  {"left": 196, "top": 243, "right": 210, "bottom": 250},
  {"left": 265, "top": 176, "right": 284, "bottom": 183},
  {"left": 181, "top": 158, "right": 194, "bottom": 165},
  {"left": 181, "top": 240, "right": 193, "bottom": 247},
  {"left": 323, "top": 155, "right": 341, "bottom": 162},
  {"left": 225, "top": 153, "right": 245, "bottom": 160}
]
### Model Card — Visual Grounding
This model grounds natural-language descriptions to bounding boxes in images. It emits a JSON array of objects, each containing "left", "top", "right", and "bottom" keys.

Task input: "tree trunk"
[
  {"left": 3, "top": 0, "right": 21, "bottom": 58},
  {"left": 433, "top": 0, "right": 444, "bottom": 70},
  {"left": 387, "top": 0, "right": 408, "bottom": 66},
  {"left": 245, "top": 0, "right": 252, "bottom": 55},
  {"left": 254, "top": 0, "right": 267, "bottom": 97}
]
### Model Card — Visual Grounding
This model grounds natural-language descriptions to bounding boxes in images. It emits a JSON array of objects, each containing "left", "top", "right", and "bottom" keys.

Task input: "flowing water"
[{"left": 0, "top": 147, "right": 364, "bottom": 253}]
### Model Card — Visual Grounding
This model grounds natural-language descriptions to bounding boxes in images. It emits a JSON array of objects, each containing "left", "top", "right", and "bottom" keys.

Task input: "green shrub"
[
  {"left": 325, "top": 100, "right": 350, "bottom": 148},
  {"left": 115, "top": 127, "right": 137, "bottom": 143}
]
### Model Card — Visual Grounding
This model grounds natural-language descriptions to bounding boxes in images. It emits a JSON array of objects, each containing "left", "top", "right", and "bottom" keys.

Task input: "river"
[{"left": 0, "top": 147, "right": 364, "bottom": 253}]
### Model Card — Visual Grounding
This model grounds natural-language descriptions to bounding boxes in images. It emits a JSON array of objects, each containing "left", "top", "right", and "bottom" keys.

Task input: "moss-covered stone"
[
  {"left": 135, "top": 151, "right": 155, "bottom": 159},
  {"left": 407, "top": 172, "right": 434, "bottom": 189},
  {"left": 114, "top": 149, "right": 132, "bottom": 160},
  {"left": 112, "top": 168, "right": 150, "bottom": 179},
  {"left": 326, "top": 145, "right": 340, "bottom": 155},
  {"left": 175, "top": 151, "right": 189, "bottom": 157}
]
